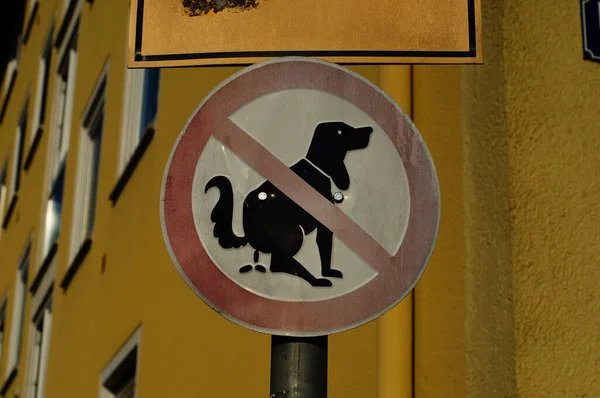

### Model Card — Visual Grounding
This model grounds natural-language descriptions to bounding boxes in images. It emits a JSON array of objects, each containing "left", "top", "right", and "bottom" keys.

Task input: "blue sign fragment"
[{"left": 582, "top": 0, "right": 600, "bottom": 62}]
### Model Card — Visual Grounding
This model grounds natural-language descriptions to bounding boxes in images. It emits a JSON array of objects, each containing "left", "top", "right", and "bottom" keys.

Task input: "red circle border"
[{"left": 160, "top": 58, "right": 440, "bottom": 336}]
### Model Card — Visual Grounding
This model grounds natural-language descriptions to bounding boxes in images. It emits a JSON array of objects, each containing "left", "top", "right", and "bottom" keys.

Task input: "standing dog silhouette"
[{"left": 205, "top": 121, "right": 373, "bottom": 287}]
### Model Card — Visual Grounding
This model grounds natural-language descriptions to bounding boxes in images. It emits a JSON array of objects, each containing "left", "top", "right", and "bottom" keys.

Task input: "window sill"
[
  {"left": 0, "top": 68, "right": 18, "bottom": 124},
  {"left": 0, "top": 367, "right": 17, "bottom": 396},
  {"left": 109, "top": 127, "right": 155, "bottom": 206},
  {"left": 2, "top": 194, "right": 18, "bottom": 229},
  {"left": 23, "top": 1, "right": 39, "bottom": 44},
  {"left": 30, "top": 241, "right": 58, "bottom": 294},
  {"left": 60, "top": 238, "right": 92, "bottom": 291},
  {"left": 24, "top": 126, "right": 43, "bottom": 171}
]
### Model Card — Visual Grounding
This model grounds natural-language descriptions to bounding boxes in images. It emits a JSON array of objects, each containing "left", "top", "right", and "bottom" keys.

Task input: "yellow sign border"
[{"left": 128, "top": 0, "right": 482, "bottom": 67}]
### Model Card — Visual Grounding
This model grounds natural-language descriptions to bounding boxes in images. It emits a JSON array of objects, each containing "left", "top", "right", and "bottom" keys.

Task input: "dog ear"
[{"left": 329, "top": 163, "right": 350, "bottom": 190}]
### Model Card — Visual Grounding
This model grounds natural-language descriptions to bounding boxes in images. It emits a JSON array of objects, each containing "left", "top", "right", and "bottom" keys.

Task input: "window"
[
  {"left": 0, "top": 1, "right": 25, "bottom": 121},
  {"left": 39, "top": 19, "right": 78, "bottom": 265},
  {"left": 110, "top": 65, "right": 159, "bottom": 205},
  {"left": 6, "top": 242, "right": 30, "bottom": 379},
  {"left": 118, "top": 67, "right": 159, "bottom": 176},
  {"left": 0, "top": 295, "right": 8, "bottom": 367},
  {"left": 62, "top": 0, "right": 73, "bottom": 15},
  {"left": 42, "top": 166, "right": 64, "bottom": 258},
  {"left": 68, "top": 66, "right": 106, "bottom": 269},
  {"left": 26, "top": 23, "right": 54, "bottom": 168},
  {"left": 100, "top": 327, "right": 140, "bottom": 398},
  {"left": 0, "top": 160, "right": 8, "bottom": 235},
  {"left": 52, "top": 29, "right": 78, "bottom": 180},
  {"left": 109, "top": 14, "right": 160, "bottom": 205},
  {"left": 23, "top": 0, "right": 40, "bottom": 43},
  {"left": 9, "top": 97, "right": 28, "bottom": 198},
  {"left": 2, "top": 98, "right": 28, "bottom": 230},
  {"left": 27, "top": 0, "right": 38, "bottom": 17},
  {"left": 0, "top": 57, "right": 19, "bottom": 121},
  {"left": 25, "top": 296, "right": 52, "bottom": 398}
]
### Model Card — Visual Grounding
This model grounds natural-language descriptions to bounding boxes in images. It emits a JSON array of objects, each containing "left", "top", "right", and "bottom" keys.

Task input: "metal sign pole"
[{"left": 270, "top": 335, "right": 328, "bottom": 398}]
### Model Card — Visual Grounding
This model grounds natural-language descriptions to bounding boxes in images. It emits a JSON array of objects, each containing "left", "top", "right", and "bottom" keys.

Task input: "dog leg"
[
  {"left": 253, "top": 250, "right": 266, "bottom": 272},
  {"left": 270, "top": 253, "right": 332, "bottom": 287},
  {"left": 240, "top": 251, "right": 266, "bottom": 273},
  {"left": 316, "top": 226, "right": 343, "bottom": 278}
]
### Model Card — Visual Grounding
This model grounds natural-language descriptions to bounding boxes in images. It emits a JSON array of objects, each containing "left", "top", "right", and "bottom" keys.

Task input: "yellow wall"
[
  {"left": 505, "top": 1, "right": 600, "bottom": 394},
  {"left": 412, "top": 0, "right": 600, "bottom": 396}
]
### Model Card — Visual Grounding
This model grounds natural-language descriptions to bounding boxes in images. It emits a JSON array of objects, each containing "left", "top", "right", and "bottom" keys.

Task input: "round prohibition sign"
[{"left": 160, "top": 57, "right": 440, "bottom": 336}]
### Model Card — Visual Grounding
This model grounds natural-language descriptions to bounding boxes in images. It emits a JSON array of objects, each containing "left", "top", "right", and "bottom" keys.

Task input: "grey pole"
[{"left": 270, "top": 335, "right": 328, "bottom": 398}]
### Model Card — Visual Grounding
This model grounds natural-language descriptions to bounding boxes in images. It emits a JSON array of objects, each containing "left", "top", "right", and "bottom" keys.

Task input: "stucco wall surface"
[
  {"left": 413, "top": 0, "right": 518, "bottom": 395},
  {"left": 505, "top": 0, "right": 600, "bottom": 395},
  {"left": 413, "top": 0, "right": 600, "bottom": 396}
]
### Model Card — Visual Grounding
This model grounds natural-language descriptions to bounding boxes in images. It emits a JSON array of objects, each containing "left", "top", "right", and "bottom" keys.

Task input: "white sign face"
[
  {"left": 193, "top": 89, "right": 411, "bottom": 302},
  {"left": 161, "top": 58, "right": 440, "bottom": 336}
]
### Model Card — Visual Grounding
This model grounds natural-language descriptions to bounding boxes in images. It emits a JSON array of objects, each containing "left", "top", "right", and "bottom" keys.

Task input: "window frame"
[
  {"left": 62, "top": 62, "right": 108, "bottom": 290},
  {"left": 37, "top": 12, "right": 80, "bottom": 280},
  {"left": 23, "top": 0, "right": 40, "bottom": 43},
  {"left": 0, "top": 38, "right": 21, "bottom": 123},
  {"left": 2, "top": 96, "right": 29, "bottom": 230},
  {"left": 117, "top": 68, "right": 159, "bottom": 176},
  {"left": 99, "top": 326, "right": 141, "bottom": 398},
  {"left": 0, "top": 293, "right": 9, "bottom": 371},
  {"left": 24, "top": 290, "right": 52, "bottom": 398},
  {"left": 8, "top": 95, "right": 29, "bottom": 197},
  {"left": 62, "top": 0, "right": 73, "bottom": 17},
  {"left": 0, "top": 159, "right": 8, "bottom": 236},
  {"left": 55, "top": 0, "right": 79, "bottom": 50},
  {"left": 110, "top": 28, "right": 159, "bottom": 206},
  {"left": 25, "top": 22, "right": 55, "bottom": 171},
  {"left": 1, "top": 238, "right": 31, "bottom": 394}
]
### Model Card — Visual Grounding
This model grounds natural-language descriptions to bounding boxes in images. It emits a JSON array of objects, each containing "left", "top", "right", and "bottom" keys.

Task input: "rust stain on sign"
[{"left": 182, "top": 0, "right": 259, "bottom": 16}]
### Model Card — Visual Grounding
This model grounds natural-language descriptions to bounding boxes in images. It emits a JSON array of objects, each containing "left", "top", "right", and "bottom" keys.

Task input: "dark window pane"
[
  {"left": 139, "top": 69, "right": 160, "bottom": 138},
  {"left": 15, "top": 107, "right": 27, "bottom": 191},
  {"left": 116, "top": 379, "right": 135, "bottom": 398},
  {"left": 47, "top": 164, "right": 65, "bottom": 250},
  {"left": 86, "top": 115, "right": 103, "bottom": 236},
  {"left": 56, "top": 76, "right": 68, "bottom": 152},
  {"left": 16, "top": 250, "right": 29, "bottom": 364},
  {"left": 1, "top": 162, "right": 6, "bottom": 185},
  {"left": 104, "top": 347, "right": 137, "bottom": 395},
  {"left": 39, "top": 45, "right": 52, "bottom": 125}
]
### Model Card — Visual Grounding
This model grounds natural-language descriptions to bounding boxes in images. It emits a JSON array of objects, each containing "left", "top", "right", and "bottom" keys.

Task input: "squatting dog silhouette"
[{"left": 205, "top": 121, "right": 373, "bottom": 287}]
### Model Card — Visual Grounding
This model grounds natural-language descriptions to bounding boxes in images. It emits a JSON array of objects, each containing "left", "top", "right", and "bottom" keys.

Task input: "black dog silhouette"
[{"left": 205, "top": 121, "right": 373, "bottom": 287}]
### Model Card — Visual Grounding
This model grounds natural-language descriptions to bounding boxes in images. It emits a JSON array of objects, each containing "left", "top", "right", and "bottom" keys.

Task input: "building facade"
[{"left": 0, "top": 0, "right": 598, "bottom": 397}]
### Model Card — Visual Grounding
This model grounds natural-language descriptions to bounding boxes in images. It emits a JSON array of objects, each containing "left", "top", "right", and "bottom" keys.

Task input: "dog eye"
[{"left": 337, "top": 130, "right": 342, "bottom": 135}]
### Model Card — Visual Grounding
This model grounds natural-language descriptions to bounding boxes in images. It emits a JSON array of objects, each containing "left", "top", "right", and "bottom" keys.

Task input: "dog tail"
[{"left": 205, "top": 176, "right": 247, "bottom": 249}]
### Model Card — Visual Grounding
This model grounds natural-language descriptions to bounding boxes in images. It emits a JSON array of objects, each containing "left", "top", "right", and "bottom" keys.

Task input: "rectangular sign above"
[{"left": 128, "top": 0, "right": 482, "bottom": 68}]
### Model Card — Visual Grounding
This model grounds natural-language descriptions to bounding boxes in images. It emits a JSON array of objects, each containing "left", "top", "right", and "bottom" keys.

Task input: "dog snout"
[
  {"left": 346, "top": 125, "right": 373, "bottom": 150},
  {"left": 358, "top": 126, "right": 373, "bottom": 135}
]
